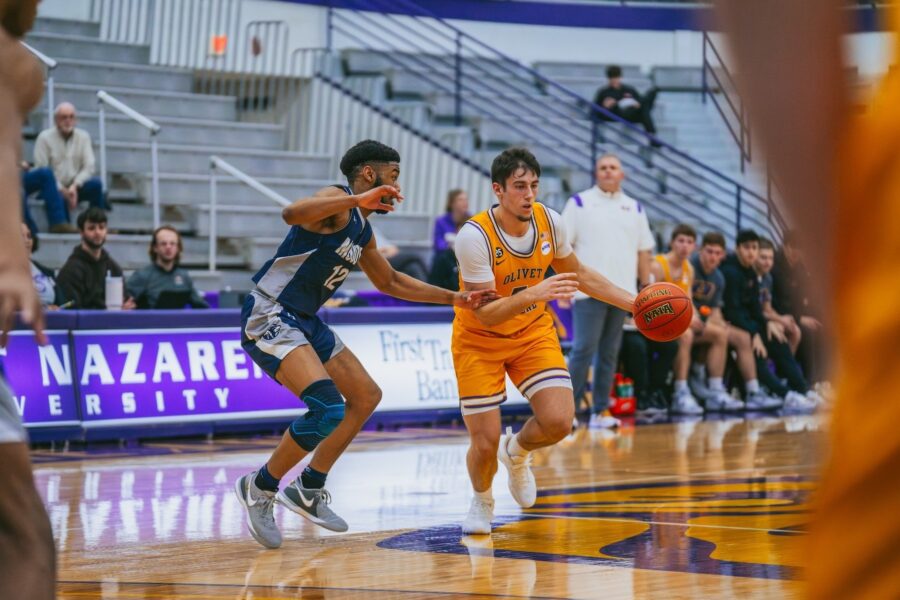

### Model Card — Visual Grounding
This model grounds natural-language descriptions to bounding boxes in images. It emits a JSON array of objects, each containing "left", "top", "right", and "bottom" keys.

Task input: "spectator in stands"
[
  {"left": 34, "top": 102, "right": 109, "bottom": 212},
  {"left": 427, "top": 238, "right": 460, "bottom": 292},
  {"left": 720, "top": 229, "right": 816, "bottom": 411},
  {"left": 20, "top": 161, "right": 77, "bottom": 234},
  {"left": 771, "top": 229, "right": 826, "bottom": 383},
  {"left": 562, "top": 153, "right": 654, "bottom": 428},
  {"left": 20, "top": 223, "right": 65, "bottom": 309},
  {"left": 127, "top": 226, "right": 209, "bottom": 309},
  {"left": 757, "top": 238, "right": 801, "bottom": 353},
  {"left": 684, "top": 230, "right": 745, "bottom": 411},
  {"left": 432, "top": 189, "right": 470, "bottom": 258},
  {"left": 56, "top": 208, "right": 134, "bottom": 310},
  {"left": 593, "top": 65, "right": 660, "bottom": 145},
  {"left": 370, "top": 223, "right": 428, "bottom": 282}
]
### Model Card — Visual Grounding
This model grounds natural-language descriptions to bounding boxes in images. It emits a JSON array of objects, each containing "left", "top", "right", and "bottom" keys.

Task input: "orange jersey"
[
  {"left": 808, "top": 6, "right": 900, "bottom": 598},
  {"left": 454, "top": 203, "right": 560, "bottom": 338},
  {"left": 654, "top": 254, "right": 693, "bottom": 294}
]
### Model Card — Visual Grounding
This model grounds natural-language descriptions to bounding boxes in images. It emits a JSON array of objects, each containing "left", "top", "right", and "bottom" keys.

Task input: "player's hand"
[
  {"left": 355, "top": 185, "right": 404, "bottom": 213},
  {"left": 751, "top": 333, "right": 768, "bottom": 359},
  {"left": 455, "top": 289, "right": 499, "bottom": 310},
  {"left": 556, "top": 298, "right": 572, "bottom": 309},
  {"left": 766, "top": 320, "right": 786, "bottom": 343},
  {"left": 0, "top": 260, "right": 46, "bottom": 347},
  {"left": 532, "top": 273, "right": 579, "bottom": 303},
  {"left": 800, "top": 315, "right": 822, "bottom": 331}
]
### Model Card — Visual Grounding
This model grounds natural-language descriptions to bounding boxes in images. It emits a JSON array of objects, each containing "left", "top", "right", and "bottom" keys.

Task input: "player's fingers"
[
  {"left": 551, "top": 272, "right": 578, "bottom": 282},
  {"left": 0, "top": 296, "right": 13, "bottom": 348},
  {"left": 377, "top": 201, "right": 396, "bottom": 213}
]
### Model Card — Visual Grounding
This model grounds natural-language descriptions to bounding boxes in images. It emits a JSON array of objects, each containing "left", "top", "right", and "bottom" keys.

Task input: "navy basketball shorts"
[{"left": 241, "top": 290, "right": 344, "bottom": 381}]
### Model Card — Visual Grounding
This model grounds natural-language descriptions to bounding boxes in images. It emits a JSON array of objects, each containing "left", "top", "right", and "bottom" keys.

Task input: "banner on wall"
[
  {"left": 7, "top": 323, "right": 528, "bottom": 429},
  {"left": 2, "top": 331, "right": 80, "bottom": 427}
]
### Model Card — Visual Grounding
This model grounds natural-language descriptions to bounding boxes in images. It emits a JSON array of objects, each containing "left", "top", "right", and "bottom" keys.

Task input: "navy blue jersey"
[{"left": 251, "top": 185, "right": 373, "bottom": 315}]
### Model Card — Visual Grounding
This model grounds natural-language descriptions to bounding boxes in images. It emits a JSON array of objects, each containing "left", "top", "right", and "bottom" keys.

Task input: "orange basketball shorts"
[{"left": 451, "top": 313, "right": 572, "bottom": 415}]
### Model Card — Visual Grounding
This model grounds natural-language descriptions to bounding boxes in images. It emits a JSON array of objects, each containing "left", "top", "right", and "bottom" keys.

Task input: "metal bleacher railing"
[
  {"left": 96, "top": 90, "right": 162, "bottom": 228},
  {"left": 325, "top": 0, "right": 789, "bottom": 240}
]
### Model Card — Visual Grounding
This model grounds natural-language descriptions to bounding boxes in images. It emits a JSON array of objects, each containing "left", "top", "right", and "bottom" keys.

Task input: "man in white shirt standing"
[
  {"left": 562, "top": 153, "right": 654, "bottom": 427},
  {"left": 34, "top": 102, "right": 108, "bottom": 213}
]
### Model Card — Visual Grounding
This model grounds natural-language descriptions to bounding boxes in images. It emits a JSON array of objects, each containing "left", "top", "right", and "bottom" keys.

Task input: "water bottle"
[{"left": 105, "top": 270, "right": 123, "bottom": 310}]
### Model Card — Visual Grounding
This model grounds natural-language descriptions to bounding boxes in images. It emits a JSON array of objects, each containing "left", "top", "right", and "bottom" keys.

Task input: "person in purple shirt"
[{"left": 432, "top": 188, "right": 470, "bottom": 257}]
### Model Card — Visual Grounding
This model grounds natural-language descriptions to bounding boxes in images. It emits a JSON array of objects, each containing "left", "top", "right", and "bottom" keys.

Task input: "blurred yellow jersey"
[
  {"left": 808, "top": 7, "right": 900, "bottom": 598},
  {"left": 654, "top": 254, "right": 693, "bottom": 294}
]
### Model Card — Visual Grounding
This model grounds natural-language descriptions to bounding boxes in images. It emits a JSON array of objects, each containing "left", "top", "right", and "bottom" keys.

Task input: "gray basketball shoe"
[
  {"left": 277, "top": 478, "right": 349, "bottom": 532},
  {"left": 234, "top": 471, "right": 282, "bottom": 549}
]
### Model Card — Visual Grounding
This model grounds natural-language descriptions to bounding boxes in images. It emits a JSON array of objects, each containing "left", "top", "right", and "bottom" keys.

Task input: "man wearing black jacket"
[
  {"left": 720, "top": 229, "right": 814, "bottom": 411},
  {"left": 593, "top": 65, "right": 660, "bottom": 145},
  {"left": 56, "top": 208, "right": 134, "bottom": 310},
  {"left": 772, "top": 230, "right": 826, "bottom": 383}
]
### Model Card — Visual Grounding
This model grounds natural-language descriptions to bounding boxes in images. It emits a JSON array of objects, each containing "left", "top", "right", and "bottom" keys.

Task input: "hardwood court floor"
[{"left": 38, "top": 416, "right": 826, "bottom": 599}]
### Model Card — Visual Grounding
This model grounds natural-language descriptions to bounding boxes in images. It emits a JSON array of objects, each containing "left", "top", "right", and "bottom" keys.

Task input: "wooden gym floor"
[{"left": 37, "top": 415, "right": 824, "bottom": 599}]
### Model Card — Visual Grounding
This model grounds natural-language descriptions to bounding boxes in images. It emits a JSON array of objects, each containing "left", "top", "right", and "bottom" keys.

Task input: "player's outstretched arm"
[
  {"left": 358, "top": 238, "right": 497, "bottom": 309},
  {"left": 466, "top": 273, "right": 580, "bottom": 327},
  {"left": 282, "top": 185, "right": 404, "bottom": 229},
  {"left": 553, "top": 252, "right": 634, "bottom": 312}
]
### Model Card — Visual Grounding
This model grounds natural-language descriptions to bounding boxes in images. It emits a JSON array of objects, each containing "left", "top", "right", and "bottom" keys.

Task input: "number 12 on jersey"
[{"left": 324, "top": 265, "right": 350, "bottom": 290}]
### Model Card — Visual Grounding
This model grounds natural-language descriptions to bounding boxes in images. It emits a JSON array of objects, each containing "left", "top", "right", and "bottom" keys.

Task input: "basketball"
[{"left": 633, "top": 282, "right": 692, "bottom": 342}]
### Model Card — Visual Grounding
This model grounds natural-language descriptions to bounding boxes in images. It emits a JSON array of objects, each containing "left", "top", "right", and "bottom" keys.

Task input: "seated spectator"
[
  {"left": 20, "top": 223, "right": 66, "bottom": 309},
  {"left": 756, "top": 238, "right": 802, "bottom": 353},
  {"left": 432, "top": 189, "right": 470, "bottom": 258},
  {"left": 593, "top": 65, "right": 660, "bottom": 145},
  {"left": 127, "top": 225, "right": 209, "bottom": 309},
  {"left": 20, "top": 161, "right": 76, "bottom": 234},
  {"left": 720, "top": 229, "right": 817, "bottom": 411},
  {"left": 771, "top": 229, "right": 826, "bottom": 384},
  {"left": 56, "top": 208, "right": 134, "bottom": 310},
  {"left": 34, "top": 102, "right": 109, "bottom": 213},
  {"left": 370, "top": 223, "right": 428, "bottom": 281}
]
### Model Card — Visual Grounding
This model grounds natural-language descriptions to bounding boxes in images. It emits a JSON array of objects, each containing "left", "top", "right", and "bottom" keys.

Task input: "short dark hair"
[
  {"left": 491, "top": 147, "right": 541, "bottom": 187},
  {"left": 445, "top": 188, "right": 465, "bottom": 213},
  {"left": 606, "top": 65, "right": 622, "bottom": 79},
  {"left": 338, "top": 139, "right": 400, "bottom": 184},
  {"left": 758, "top": 238, "right": 775, "bottom": 252},
  {"left": 736, "top": 229, "right": 759, "bottom": 246},
  {"left": 149, "top": 225, "right": 183, "bottom": 264},
  {"left": 670, "top": 223, "right": 697, "bottom": 242},
  {"left": 77, "top": 207, "right": 107, "bottom": 230},
  {"left": 701, "top": 231, "right": 726, "bottom": 249}
]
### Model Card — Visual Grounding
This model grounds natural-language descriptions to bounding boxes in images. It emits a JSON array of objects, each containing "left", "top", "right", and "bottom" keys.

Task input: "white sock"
[
  {"left": 746, "top": 379, "right": 760, "bottom": 393},
  {"left": 674, "top": 380, "right": 688, "bottom": 393},
  {"left": 474, "top": 488, "right": 493, "bottom": 502},
  {"left": 709, "top": 377, "right": 725, "bottom": 391},
  {"left": 508, "top": 433, "right": 529, "bottom": 457}
]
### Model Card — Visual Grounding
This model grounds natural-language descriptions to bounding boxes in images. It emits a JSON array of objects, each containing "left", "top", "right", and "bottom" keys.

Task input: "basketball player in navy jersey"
[
  {"left": 234, "top": 140, "right": 496, "bottom": 548},
  {"left": 0, "top": 1, "right": 57, "bottom": 598}
]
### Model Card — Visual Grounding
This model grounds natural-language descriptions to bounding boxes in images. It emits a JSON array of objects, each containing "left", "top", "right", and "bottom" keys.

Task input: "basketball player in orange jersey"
[
  {"left": 716, "top": 1, "right": 900, "bottom": 596},
  {"left": 651, "top": 224, "right": 741, "bottom": 413},
  {"left": 0, "top": 1, "right": 57, "bottom": 599},
  {"left": 452, "top": 147, "right": 635, "bottom": 534}
]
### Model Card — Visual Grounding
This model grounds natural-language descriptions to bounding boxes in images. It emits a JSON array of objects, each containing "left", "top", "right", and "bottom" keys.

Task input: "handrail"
[
  {"left": 21, "top": 41, "right": 57, "bottom": 129},
  {"left": 97, "top": 90, "right": 162, "bottom": 228},
  {"left": 701, "top": 32, "right": 751, "bottom": 171},
  {"left": 208, "top": 156, "right": 291, "bottom": 272},
  {"left": 330, "top": 6, "right": 783, "bottom": 239},
  {"left": 330, "top": 0, "right": 787, "bottom": 238}
]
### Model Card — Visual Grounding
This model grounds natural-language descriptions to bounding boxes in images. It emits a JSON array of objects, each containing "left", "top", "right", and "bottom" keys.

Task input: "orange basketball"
[{"left": 633, "top": 282, "right": 693, "bottom": 342}]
